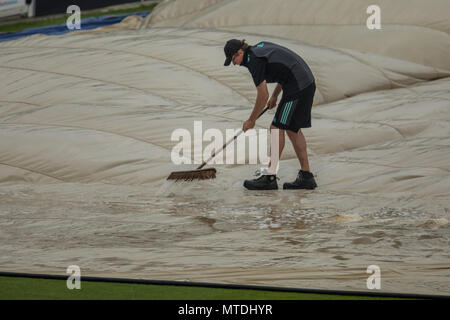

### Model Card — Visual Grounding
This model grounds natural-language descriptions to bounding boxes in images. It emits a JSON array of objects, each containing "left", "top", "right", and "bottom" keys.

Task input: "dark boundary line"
[{"left": 1, "top": 271, "right": 449, "bottom": 299}]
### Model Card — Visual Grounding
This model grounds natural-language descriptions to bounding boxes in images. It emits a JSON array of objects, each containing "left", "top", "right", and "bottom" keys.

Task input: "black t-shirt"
[{"left": 240, "top": 43, "right": 314, "bottom": 98}]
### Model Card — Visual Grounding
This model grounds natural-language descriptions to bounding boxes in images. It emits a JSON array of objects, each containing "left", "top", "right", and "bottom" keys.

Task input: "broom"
[{"left": 167, "top": 107, "right": 269, "bottom": 181}]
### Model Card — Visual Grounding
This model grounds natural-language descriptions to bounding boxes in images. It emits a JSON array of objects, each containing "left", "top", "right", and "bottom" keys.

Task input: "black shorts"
[{"left": 272, "top": 82, "right": 316, "bottom": 133}]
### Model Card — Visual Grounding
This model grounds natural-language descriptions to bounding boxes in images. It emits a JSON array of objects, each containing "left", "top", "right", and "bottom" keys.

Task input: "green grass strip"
[
  {"left": 0, "top": 4, "right": 157, "bottom": 34},
  {"left": 0, "top": 276, "right": 400, "bottom": 300}
]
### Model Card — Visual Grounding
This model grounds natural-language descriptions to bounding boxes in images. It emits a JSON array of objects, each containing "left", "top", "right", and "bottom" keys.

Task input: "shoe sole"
[
  {"left": 283, "top": 184, "right": 317, "bottom": 190},
  {"left": 244, "top": 186, "right": 278, "bottom": 190},
  {"left": 244, "top": 182, "right": 278, "bottom": 190}
]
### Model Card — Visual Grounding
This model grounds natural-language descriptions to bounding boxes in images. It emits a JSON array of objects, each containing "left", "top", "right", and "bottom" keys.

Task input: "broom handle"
[{"left": 197, "top": 107, "right": 269, "bottom": 170}]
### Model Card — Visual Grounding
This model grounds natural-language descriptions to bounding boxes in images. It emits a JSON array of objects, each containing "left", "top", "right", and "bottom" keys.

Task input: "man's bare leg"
[
  {"left": 243, "top": 124, "right": 282, "bottom": 190},
  {"left": 267, "top": 125, "right": 284, "bottom": 174},
  {"left": 286, "top": 129, "right": 310, "bottom": 172},
  {"left": 283, "top": 128, "right": 317, "bottom": 189}
]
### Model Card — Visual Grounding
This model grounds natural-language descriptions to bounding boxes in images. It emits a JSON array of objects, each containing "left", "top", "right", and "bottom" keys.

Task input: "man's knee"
[
  {"left": 270, "top": 125, "right": 285, "bottom": 136},
  {"left": 286, "top": 129, "right": 299, "bottom": 140},
  {"left": 270, "top": 124, "right": 283, "bottom": 131}
]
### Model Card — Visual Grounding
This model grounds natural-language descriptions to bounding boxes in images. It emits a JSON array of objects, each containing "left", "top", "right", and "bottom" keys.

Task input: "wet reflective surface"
[{"left": 1, "top": 181, "right": 448, "bottom": 295}]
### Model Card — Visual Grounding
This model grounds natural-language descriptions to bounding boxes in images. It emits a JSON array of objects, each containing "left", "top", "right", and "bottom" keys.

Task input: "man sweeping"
[{"left": 223, "top": 39, "right": 317, "bottom": 190}]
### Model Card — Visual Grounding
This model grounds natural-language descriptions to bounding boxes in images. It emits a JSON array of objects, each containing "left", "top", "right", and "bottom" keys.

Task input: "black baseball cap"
[{"left": 223, "top": 39, "right": 243, "bottom": 66}]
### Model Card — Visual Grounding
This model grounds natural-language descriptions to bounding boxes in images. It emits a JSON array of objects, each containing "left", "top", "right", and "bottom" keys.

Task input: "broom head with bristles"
[{"left": 167, "top": 168, "right": 217, "bottom": 181}]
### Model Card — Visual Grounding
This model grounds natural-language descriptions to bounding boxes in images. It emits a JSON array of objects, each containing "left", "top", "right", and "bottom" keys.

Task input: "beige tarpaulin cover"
[{"left": 0, "top": 0, "right": 449, "bottom": 294}]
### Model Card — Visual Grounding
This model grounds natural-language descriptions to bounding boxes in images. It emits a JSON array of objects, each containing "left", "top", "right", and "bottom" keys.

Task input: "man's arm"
[
  {"left": 272, "top": 83, "right": 282, "bottom": 100},
  {"left": 250, "top": 81, "right": 269, "bottom": 121},
  {"left": 243, "top": 81, "right": 269, "bottom": 132},
  {"left": 268, "top": 83, "right": 282, "bottom": 109}
]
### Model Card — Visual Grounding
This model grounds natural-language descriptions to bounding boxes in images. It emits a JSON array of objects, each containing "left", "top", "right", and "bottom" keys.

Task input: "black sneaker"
[
  {"left": 283, "top": 170, "right": 317, "bottom": 190},
  {"left": 244, "top": 174, "right": 278, "bottom": 190}
]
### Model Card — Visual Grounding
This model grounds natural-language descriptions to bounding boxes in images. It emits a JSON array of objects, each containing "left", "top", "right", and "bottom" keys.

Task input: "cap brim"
[{"left": 224, "top": 56, "right": 232, "bottom": 66}]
